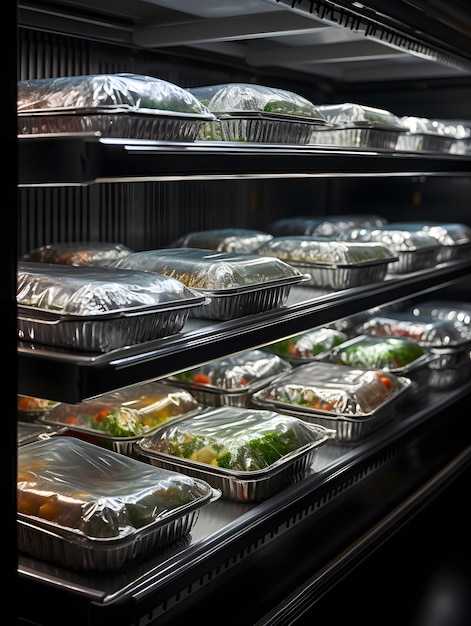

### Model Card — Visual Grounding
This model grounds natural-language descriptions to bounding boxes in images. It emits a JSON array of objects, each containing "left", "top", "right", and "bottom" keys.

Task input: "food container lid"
[
  {"left": 17, "top": 73, "right": 216, "bottom": 120},
  {"left": 111, "top": 248, "right": 308, "bottom": 292},
  {"left": 21, "top": 242, "right": 133, "bottom": 267},
  {"left": 18, "top": 437, "right": 219, "bottom": 539},
  {"left": 264, "top": 327, "right": 349, "bottom": 361},
  {"left": 399, "top": 116, "right": 453, "bottom": 137},
  {"left": 138, "top": 406, "right": 335, "bottom": 474},
  {"left": 17, "top": 261, "right": 206, "bottom": 318},
  {"left": 322, "top": 334, "right": 429, "bottom": 371},
  {"left": 265, "top": 215, "right": 388, "bottom": 237},
  {"left": 41, "top": 381, "right": 202, "bottom": 440},
  {"left": 188, "top": 83, "right": 328, "bottom": 123},
  {"left": 251, "top": 361, "right": 411, "bottom": 417},
  {"left": 165, "top": 349, "right": 292, "bottom": 393},
  {"left": 169, "top": 228, "right": 273, "bottom": 253},
  {"left": 358, "top": 312, "right": 471, "bottom": 348},
  {"left": 316, "top": 103, "right": 405, "bottom": 130},
  {"left": 386, "top": 222, "right": 471, "bottom": 247},
  {"left": 339, "top": 227, "right": 440, "bottom": 252},
  {"left": 255, "top": 236, "right": 397, "bottom": 267}
]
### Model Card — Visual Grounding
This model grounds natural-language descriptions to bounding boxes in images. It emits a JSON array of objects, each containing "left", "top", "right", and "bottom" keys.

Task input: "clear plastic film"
[
  {"left": 188, "top": 83, "right": 326, "bottom": 120},
  {"left": 142, "top": 406, "right": 334, "bottom": 471},
  {"left": 18, "top": 437, "right": 216, "bottom": 539},
  {"left": 252, "top": 361, "right": 410, "bottom": 417},
  {"left": 17, "top": 261, "right": 201, "bottom": 315},
  {"left": 112, "top": 247, "right": 306, "bottom": 290},
  {"left": 43, "top": 381, "right": 201, "bottom": 438},
  {"left": 168, "top": 228, "right": 273, "bottom": 253},
  {"left": 17, "top": 73, "right": 214, "bottom": 116},
  {"left": 21, "top": 242, "right": 133, "bottom": 267},
  {"left": 168, "top": 349, "right": 292, "bottom": 391}
]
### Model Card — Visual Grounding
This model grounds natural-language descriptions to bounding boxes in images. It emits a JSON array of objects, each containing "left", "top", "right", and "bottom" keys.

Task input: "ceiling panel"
[{"left": 19, "top": 0, "right": 471, "bottom": 83}]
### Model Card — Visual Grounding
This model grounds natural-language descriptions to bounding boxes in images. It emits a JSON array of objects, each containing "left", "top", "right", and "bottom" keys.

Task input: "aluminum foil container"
[
  {"left": 163, "top": 349, "right": 292, "bottom": 407},
  {"left": 427, "top": 358, "right": 471, "bottom": 390},
  {"left": 385, "top": 222, "right": 471, "bottom": 262},
  {"left": 17, "top": 437, "right": 220, "bottom": 570},
  {"left": 21, "top": 242, "right": 133, "bottom": 267},
  {"left": 17, "top": 395, "right": 59, "bottom": 423},
  {"left": 40, "top": 381, "right": 202, "bottom": 457},
  {"left": 251, "top": 361, "right": 413, "bottom": 442},
  {"left": 265, "top": 215, "right": 388, "bottom": 238},
  {"left": 310, "top": 103, "right": 406, "bottom": 148},
  {"left": 188, "top": 83, "right": 328, "bottom": 144},
  {"left": 396, "top": 116, "right": 456, "bottom": 152},
  {"left": 339, "top": 227, "right": 440, "bottom": 273},
  {"left": 316, "top": 334, "right": 434, "bottom": 390},
  {"left": 264, "top": 327, "right": 349, "bottom": 365},
  {"left": 112, "top": 248, "right": 308, "bottom": 320},
  {"left": 138, "top": 406, "right": 335, "bottom": 502},
  {"left": 358, "top": 312, "right": 471, "bottom": 369},
  {"left": 168, "top": 228, "right": 273, "bottom": 253},
  {"left": 17, "top": 73, "right": 216, "bottom": 140},
  {"left": 255, "top": 236, "right": 397, "bottom": 289},
  {"left": 17, "top": 262, "right": 207, "bottom": 352}
]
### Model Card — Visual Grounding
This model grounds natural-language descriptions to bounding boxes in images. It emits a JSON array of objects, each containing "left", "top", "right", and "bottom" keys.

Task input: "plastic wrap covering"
[
  {"left": 164, "top": 349, "right": 292, "bottom": 407},
  {"left": 17, "top": 421, "right": 63, "bottom": 446},
  {"left": 264, "top": 327, "right": 349, "bottom": 364},
  {"left": 315, "top": 103, "right": 404, "bottom": 127},
  {"left": 265, "top": 215, "right": 388, "bottom": 237},
  {"left": 321, "top": 335, "right": 425, "bottom": 369},
  {"left": 339, "top": 227, "right": 440, "bottom": 273},
  {"left": 255, "top": 236, "right": 396, "bottom": 289},
  {"left": 396, "top": 116, "right": 456, "bottom": 152},
  {"left": 18, "top": 73, "right": 216, "bottom": 140},
  {"left": 17, "top": 395, "right": 58, "bottom": 422},
  {"left": 41, "top": 381, "right": 202, "bottom": 456},
  {"left": 188, "top": 82, "right": 328, "bottom": 143},
  {"left": 317, "top": 334, "right": 434, "bottom": 390},
  {"left": 358, "top": 311, "right": 471, "bottom": 374},
  {"left": 17, "top": 262, "right": 207, "bottom": 351},
  {"left": 138, "top": 406, "right": 335, "bottom": 501},
  {"left": 251, "top": 361, "right": 412, "bottom": 441},
  {"left": 358, "top": 312, "right": 471, "bottom": 349},
  {"left": 385, "top": 222, "right": 471, "bottom": 262},
  {"left": 112, "top": 248, "right": 307, "bottom": 319},
  {"left": 17, "top": 437, "right": 220, "bottom": 570},
  {"left": 21, "top": 242, "right": 133, "bottom": 267},
  {"left": 169, "top": 228, "right": 273, "bottom": 253},
  {"left": 310, "top": 102, "right": 406, "bottom": 148}
]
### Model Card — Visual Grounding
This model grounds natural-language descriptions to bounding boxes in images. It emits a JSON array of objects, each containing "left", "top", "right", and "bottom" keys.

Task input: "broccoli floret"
[
  {"left": 238, "top": 429, "right": 299, "bottom": 470},
  {"left": 215, "top": 451, "right": 234, "bottom": 469}
]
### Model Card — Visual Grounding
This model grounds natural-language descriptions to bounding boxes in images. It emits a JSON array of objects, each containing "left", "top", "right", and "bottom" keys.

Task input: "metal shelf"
[
  {"left": 17, "top": 259, "right": 471, "bottom": 402},
  {"left": 18, "top": 134, "right": 471, "bottom": 186},
  {"left": 17, "top": 383, "right": 471, "bottom": 626}
]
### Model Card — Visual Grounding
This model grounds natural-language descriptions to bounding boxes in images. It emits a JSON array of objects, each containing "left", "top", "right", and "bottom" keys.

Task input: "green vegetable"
[
  {"left": 92, "top": 407, "right": 145, "bottom": 437},
  {"left": 161, "top": 427, "right": 301, "bottom": 471},
  {"left": 263, "top": 99, "right": 313, "bottom": 118},
  {"left": 336, "top": 337, "right": 424, "bottom": 368},
  {"left": 216, "top": 428, "right": 299, "bottom": 470}
]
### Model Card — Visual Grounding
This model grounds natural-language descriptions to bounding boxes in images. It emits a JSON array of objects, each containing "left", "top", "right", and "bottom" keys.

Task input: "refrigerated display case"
[{"left": 12, "top": 1, "right": 471, "bottom": 624}]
